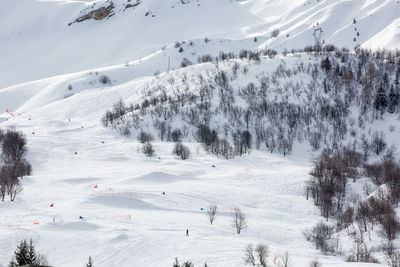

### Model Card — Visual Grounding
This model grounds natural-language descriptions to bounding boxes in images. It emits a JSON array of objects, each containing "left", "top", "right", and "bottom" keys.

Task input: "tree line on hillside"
[
  {"left": 102, "top": 46, "right": 400, "bottom": 160},
  {"left": 305, "top": 147, "right": 400, "bottom": 266}
]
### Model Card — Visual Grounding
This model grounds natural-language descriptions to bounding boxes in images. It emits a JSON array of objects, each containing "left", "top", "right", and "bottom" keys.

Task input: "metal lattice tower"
[{"left": 313, "top": 27, "right": 324, "bottom": 48}]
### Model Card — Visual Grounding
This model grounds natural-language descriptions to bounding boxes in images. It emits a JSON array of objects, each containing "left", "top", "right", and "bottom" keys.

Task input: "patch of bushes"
[{"left": 173, "top": 142, "right": 190, "bottom": 160}]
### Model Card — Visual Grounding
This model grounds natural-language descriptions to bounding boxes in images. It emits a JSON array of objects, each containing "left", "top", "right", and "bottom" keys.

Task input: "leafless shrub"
[
  {"left": 233, "top": 208, "right": 247, "bottom": 234},
  {"left": 378, "top": 213, "right": 400, "bottom": 242},
  {"left": 271, "top": 29, "right": 280, "bottom": 38},
  {"left": 244, "top": 244, "right": 256, "bottom": 266},
  {"left": 171, "top": 129, "right": 183, "bottom": 142},
  {"left": 206, "top": 205, "right": 217, "bottom": 225},
  {"left": 279, "top": 251, "right": 291, "bottom": 267},
  {"left": 0, "top": 172, "right": 6, "bottom": 202},
  {"left": 6, "top": 177, "right": 23, "bottom": 202},
  {"left": 263, "top": 49, "right": 278, "bottom": 59},
  {"left": 181, "top": 58, "right": 193, "bottom": 68},
  {"left": 383, "top": 242, "right": 400, "bottom": 267},
  {"left": 143, "top": 143, "right": 155, "bottom": 157},
  {"left": 137, "top": 131, "right": 154, "bottom": 143},
  {"left": 101, "top": 99, "right": 128, "bottom": 127},
  {"left": 340, "top": 206, "right": 354, "bottom": 234},
  {"left": 371, "top": 131, "right": 386, "bottom": 155},
  {"left": 347, "top": 224, "right": 379, "bottom": 263},
  {"left": 255, "top": 244, "right": 268, "bottom": 267},
  {"left": 99, "top": 75, "right": 111, "bottom": 85}
]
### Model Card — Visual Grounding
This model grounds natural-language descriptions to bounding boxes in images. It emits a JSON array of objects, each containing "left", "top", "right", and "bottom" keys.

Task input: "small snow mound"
[
  {"left": 367, "top": 183, "right": 390, "bottom": 200},
  {"left": 111, "top": 233, "right": 129, "bottom": 242},
  {"left": 133, "top": 171, "right": 193, "bottom": 184},
  {"left": 61, "top": 177, "right": 102, "bottom": 184},
  {"left": 89, "top": 194, "right": 161, "bottom": 210},
  {"left": 45, "top": 221, "right": 100, "bottom": 231}
]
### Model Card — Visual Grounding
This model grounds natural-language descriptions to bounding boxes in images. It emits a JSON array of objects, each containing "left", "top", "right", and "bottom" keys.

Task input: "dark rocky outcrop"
[
  {"left": 68, "top": 1, "right": 115, "bottom": 26},
  {"left": 125, "top": 0, "right": 141, "bottom": 10}
]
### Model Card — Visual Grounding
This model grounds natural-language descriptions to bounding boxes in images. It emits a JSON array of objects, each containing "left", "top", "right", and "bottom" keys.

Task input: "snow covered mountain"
[
  {"left": 0, "top": 0, "right": 399, "bottom": 88},
  {"left": 1, "top": 0, "right": 400, "bottom": 266}
]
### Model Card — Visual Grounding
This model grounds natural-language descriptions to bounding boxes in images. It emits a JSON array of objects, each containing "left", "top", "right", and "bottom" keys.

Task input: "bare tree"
[
  {"left": 7, "top": 176, "right": 22, "bottom": 202},
  {"left": 383, "top": 243, "right": 400, "bottom": 267},
  {"left": 371, "top": 131, "right": 386, "bottom": 155},
  {"left": 382, "top": 241, "right": 396, "bottom": 264},
  {"left": 206, "top": 205, "right": 217, "bottom": 225},
  {"left": 307, "top": 221, "right": 336, "bottom": 253},
  {"left": 0, "top": 171, "right": 7, "bottom": 201},
  {"left": 1, "top": 166, "right": 22, "bottom": 202},
  {"left": 233, "top": 208, "right": 247, "bottom": 234},
  {"left": 279, "top": 251, "right": 291, "bottom": 267},
  {"left": 2, "top": 129, "right": 27, "bottom": 164},
  {"left": 0, "top": 130, "right": 30, "bottom": 202},
  {"left": 244, "top": 244, "right": 256, "bottom": 266},
  {"left": 340, "top": 206, "right": 354, "bottom": 234},
  {"left": 379, "top": 214, "right": 400, "bottom": 242},
  {"left": 255, "top": 244, "right": 268, "bottom": 267},
  {"left": 348, "top": 223, "right": 374, "bottom": 262}
]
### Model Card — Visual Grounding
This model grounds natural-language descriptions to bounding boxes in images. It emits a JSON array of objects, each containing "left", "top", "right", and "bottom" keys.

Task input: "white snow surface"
[
  {"left": 0, "top": 0, "right": 399, "bottom": 88},
  {"left": 0, "top": 55, "right": 395, "bottom": 266},
  {"left": 0, "top": 0, "right": 400, "bottom": 266}
]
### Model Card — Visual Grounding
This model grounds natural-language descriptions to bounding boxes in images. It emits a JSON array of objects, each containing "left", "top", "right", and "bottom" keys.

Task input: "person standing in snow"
[{"left": 186, "top": 229, "right": 189, "bottom": 236}]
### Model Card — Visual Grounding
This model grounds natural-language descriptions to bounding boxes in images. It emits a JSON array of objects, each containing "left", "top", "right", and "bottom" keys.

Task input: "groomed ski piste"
[
  {"left": 0, "top": 107, "right": 318, "bottom": 266},
  {"left": 1, "top": 0, "right": 400, "bottom": 266}
]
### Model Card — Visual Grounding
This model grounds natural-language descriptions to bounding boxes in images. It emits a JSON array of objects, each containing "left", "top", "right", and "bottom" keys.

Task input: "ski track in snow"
[{"left": 0, "top": 110, "right": 384, "bottom": 266}]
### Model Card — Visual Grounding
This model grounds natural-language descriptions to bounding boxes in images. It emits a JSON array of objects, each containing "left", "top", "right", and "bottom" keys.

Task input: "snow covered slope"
[
  {"left": 1, "top": 0, "right": 399, "bottom": 88},
  {"left": 0, "top": 0, "right": 400, "bottom": 266},
  {"left": 0, "top": 51, "right": 399, "bottom": 266},
  {"left": 363, "top": 18, "right": 400, "bottom": 50}
]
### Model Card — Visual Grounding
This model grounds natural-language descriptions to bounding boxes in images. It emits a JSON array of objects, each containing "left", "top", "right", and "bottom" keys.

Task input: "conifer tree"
[
  {"left": 13, "top": 240, "right": 29, "bottom": 266},
  {"left": 173, "top": 257, "right": 180, "bottom": 267},
  {"left": 374, "top": 83, "right": 388, "bottom": 112},
  {"left": 388, "top": 84, "right": 399, "bottom": 113},
  {"left": 86, "top": 256, "right": 94, "bottom": 267},
  {"left": 10, "top": 239, "right": 47, "bottom": 267},
  {"left": 321, "top": 57, "right": 332, "bottom": 73},
  {"left": 27, "top": 239, "right": 37, "bottom": 264}
]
